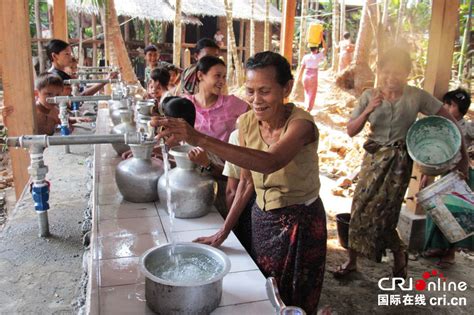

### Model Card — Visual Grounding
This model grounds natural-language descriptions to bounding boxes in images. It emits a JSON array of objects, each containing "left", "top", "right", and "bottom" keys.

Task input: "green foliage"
[{"left": 28, "top": 0, "right": 49, "bottom": 37}]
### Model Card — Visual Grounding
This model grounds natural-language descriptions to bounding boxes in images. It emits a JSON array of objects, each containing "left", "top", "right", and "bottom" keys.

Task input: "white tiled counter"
[{"left": 87, "top": 109, "right": 274, "bottom": 314}]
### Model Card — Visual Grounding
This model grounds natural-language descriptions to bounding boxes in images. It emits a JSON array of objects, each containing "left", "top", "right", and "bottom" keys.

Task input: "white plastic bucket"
[{"left": 417, "top": 172, "right": 474, "bottom": 243}]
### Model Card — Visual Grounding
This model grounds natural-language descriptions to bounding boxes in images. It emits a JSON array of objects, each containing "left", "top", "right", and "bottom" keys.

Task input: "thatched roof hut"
[{"left": 49, "top": 0, "right": 281, "bottom": 24}]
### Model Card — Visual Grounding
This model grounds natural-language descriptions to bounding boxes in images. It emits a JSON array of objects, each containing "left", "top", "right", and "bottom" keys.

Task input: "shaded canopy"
[{"left": 48, "top": 0, "right": 282, "bottom": 24}]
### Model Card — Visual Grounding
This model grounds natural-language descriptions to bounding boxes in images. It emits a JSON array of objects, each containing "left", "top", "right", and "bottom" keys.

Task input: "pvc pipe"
[
  {"left": 6, "top": 133, "right": 147, "bottom": 148},
  {"left": 75, "top": 71, "right": 110, "bottom": 76},
  {"left": 37, "top": 211, "right": 50, "bottom": 237},
  {"left": 64, "top": 79, "right": 120, "bottom": 85},
  {"left": 46, "top": 95, "right": 116, "bottom": 103}
]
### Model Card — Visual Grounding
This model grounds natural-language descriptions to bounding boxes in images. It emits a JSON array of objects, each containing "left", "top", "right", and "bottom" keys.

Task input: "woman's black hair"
[
  {"left": 245, "top": 51, "right": 293, "bottom": 86},
  {"left": 343, "top": 32, "right": 351, "bottom": 40},
  {"left": 196, "top": 56, "right": 226, "bottom": 76},
  {"left": 379, "top": 48, "right": 412, "bottom": 73},
  {"left": 443, "top": 88, "right": 471, "bottom": 116},
  {"left": 162, "top": 96, "right": 196, "bottom": 127},
  {"left": 310, "top": 46, "right": 320, "bottom": 53},
  {"left": 46, "top": 39, "right": 70, "bottom": 62},
  {"left": 150, "top": 68, "right": 171, "bottom": 87},
  {"left": 195, "top": 38, "right": 220, "bottom": 55}
]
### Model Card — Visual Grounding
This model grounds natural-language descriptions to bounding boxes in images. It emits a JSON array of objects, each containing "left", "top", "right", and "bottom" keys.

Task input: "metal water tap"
[
  {"left": 266, "top": 277, "right": 306, "bottom": 315},
  {"left": 2, "top": 131, "right": 147, "bottom": 237}
]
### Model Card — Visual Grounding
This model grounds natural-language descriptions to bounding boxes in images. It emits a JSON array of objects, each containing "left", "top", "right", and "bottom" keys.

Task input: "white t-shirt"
[{"left": 302, "top": 52, "right": 325, "bottom": 70}]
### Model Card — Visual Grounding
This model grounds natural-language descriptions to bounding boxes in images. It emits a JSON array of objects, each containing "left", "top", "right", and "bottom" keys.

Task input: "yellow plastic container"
[{"left": 306, "top": 23, "right": 324, "bottom": 47}]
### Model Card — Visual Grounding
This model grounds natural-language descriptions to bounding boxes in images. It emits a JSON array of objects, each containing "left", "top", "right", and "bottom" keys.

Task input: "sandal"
[
  {"left": 332, "top": 264, "right": 357, "bottom": 279},
  {"left": 392, "top": 251, "right": 408, "bottom": 279}
]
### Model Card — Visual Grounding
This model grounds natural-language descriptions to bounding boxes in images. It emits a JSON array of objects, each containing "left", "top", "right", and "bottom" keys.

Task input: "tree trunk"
[
  {"left": 298, "top": 0, "right": 309, "bottom": 67},
  {"left": 336, "top": 0, "right": 376, "bottom": 94},
  {"left": 77, "top": 12, "right": 84, "bottom": 66},
  {"left": 458, "top": 0, "right": 472, "bottom": 81},
  {"left": 250, "top": 0, "right": 256, "bottom": 56},
  {"left": 340, "top": 0, "right": 346, "bottom": 38},
  {"left": 224, "top": 0, "right": 243, "bottom": 86},
  {"left": 382, "top": 0, "right": 389, "bottom": 29},
  {"left": 92, "top": 14, "right": 98, "bottom": 67},
  {"left": 264, "top": 0, "right": 271, "bottom": 51},
  {"left": 144, "top": 20, "right": 150, "bottom": 46},
  {"left": 173, "top": 0, "right": 182, "bottom": 66},
  {"left": 34, "top": 0, "right": 45, "bottom": 73},
  {"left": 332, "top": 0, "right": 340, "bottom": 71},
  {"left": 106, "top": 0, "right": 138, "bottom": 83},
  {"left": 395, "top": 0, "right": 406, "bottom": 43}
]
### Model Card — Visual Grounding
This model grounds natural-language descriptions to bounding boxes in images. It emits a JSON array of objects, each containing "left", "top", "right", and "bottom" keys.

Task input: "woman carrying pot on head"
[
  {"left": 333, "top": 48, "right": 469, "bottom": 279},
  {"left": 152, "top": 51, "right": 327, "bottom": 314}
]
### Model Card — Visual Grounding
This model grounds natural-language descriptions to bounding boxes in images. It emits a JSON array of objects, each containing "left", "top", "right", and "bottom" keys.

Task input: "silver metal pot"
[
  {"left": 136, "top": 100, "right": 155, "bottom": 115},
  {"left": 139, "top": 242, "right": 231, "bottom": 315},
  {"left": 110, "top": 110, "right": 136, "bottom": 155},
  {"left": 158, "top": 145, "right": 217, "bottom": 218},
  {"left": 115, "top": 142, "right": 163, "bottom": 202},
  {"left": 109, "top": 99, "right": 129, "bottom": 125}
]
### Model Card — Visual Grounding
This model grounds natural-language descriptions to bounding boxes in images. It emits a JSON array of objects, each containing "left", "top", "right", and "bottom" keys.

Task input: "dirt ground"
[
  {"left": 312, "top": 71, "right": 474, "bottom": 315},
  {"left": 0, "top": 129, "right": 93, "bottom": 314},
  {"left": 0, "top": 73, "right": 472, "bottom": 314}
]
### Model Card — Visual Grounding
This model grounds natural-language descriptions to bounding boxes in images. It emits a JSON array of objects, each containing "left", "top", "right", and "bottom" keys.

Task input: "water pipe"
[
  {"left": 64, "top": 79, "right": 120, "bottom": 85},
  {"left": 3, "top": 132, "right": 149, "bottom": 237}
]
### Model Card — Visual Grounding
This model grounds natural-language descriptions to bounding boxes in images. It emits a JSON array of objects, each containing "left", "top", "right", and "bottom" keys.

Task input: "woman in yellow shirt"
[{"left": 153, "top": 52, "right": 326, "bottom": 314}]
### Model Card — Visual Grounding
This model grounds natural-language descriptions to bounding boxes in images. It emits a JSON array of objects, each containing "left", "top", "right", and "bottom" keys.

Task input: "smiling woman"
[
  {"left": 153, "top": 51, "right": 327, "bottom": 314},
  {"left": 185, "top": 56, "right": 248, "bottom": 143}
]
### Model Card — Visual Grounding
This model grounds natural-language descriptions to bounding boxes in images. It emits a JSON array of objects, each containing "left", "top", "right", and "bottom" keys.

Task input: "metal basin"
[{"left": 140, "top": 243, "right": 231, "bottom": 314}]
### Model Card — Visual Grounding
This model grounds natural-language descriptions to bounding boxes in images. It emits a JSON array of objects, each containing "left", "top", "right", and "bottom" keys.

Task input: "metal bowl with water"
[{"left": 140, "top": 242, "right": 231, "bottom": 314}]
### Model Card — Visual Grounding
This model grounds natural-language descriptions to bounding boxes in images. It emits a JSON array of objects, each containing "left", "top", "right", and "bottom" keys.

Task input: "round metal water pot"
[
  {"left": 139, "top": 242, "right": 231, "bottom": 315},
  {"left": 115, "top": 142, "right": 163, "bottom": 203},
  {"left": 109, "top": 99, "right": 128, "bottom": 125},
  {"left": 110, "top": 110, "right": 136, "bottom": 156},
  {"left": 158, "top": 145, "right": 217, "bottom": 218}
]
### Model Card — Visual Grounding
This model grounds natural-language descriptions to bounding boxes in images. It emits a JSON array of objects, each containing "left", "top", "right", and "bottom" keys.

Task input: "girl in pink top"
[
  {"left": 295, "top": 40, "right": 326, "bottom": 112},
  {"left": 185, "top": 56, "right": 248, "bottom": 143}
]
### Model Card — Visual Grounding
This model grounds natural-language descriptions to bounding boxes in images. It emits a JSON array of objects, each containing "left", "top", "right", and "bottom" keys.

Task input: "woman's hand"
[
  {"left": 107, "top": 71, "right": 119, "bottom": 80},
  {"left": 193, "top": 228, "right": 230, "bottom": 247},
  {"left": 151, "top": 117, "right": 201, "bottom": 146},
  {"left": 188, "top": 147, "right": 210, "bottom": 167},
  {"left": 364, "top": 89, "right": 384, "bottom": 115},
  {"left": 121, "top": 150, "right": 133, "bottom": 160}
]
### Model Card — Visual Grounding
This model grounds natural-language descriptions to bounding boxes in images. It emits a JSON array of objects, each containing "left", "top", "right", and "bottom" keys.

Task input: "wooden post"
[
  {"left": 405, "top": 0, "right": 459, "bottom": 214},
  {"left": 173, "top": 0, "right": 183, "bottom": 67},
  {"left": 92, "top": 14, "right": 98, "bottom": 67},
  {"left": 52, "top": 0, "right": 68, "bottom": 41},
  {"left": 264, "top": 0, "right": 270, "bottom": 51},
  {"left": 0, "top": 0, "right": 38, "bottom": 198},
  {"left": 280, "top": 0, "right": 297, "bottom": 64}
]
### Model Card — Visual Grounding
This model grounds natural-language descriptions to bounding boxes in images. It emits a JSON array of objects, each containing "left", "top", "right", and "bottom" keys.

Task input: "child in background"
[
  {"left": 147, "top": 68, "right": 171, "bottom": 106},
  {"left": 161, "top": 62, "right": 182, "bottom": 95},
  {"left": 214, "top": 30, "right": 225, "bottom": 48},
  {"left": 35, "top": 73, "right": 62, "bottom": 135},
  {"left": 422, "top": 87, "right": 473, "bottom": 268},
  {"left": 35, "top": 73, "right": 91, "bottom": 135},
  {"left": 144, "top": 44, "right": 161, "bottom": 84},
  {"left": 443, "top": 88, "right": 473, "bottom": 150}
]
